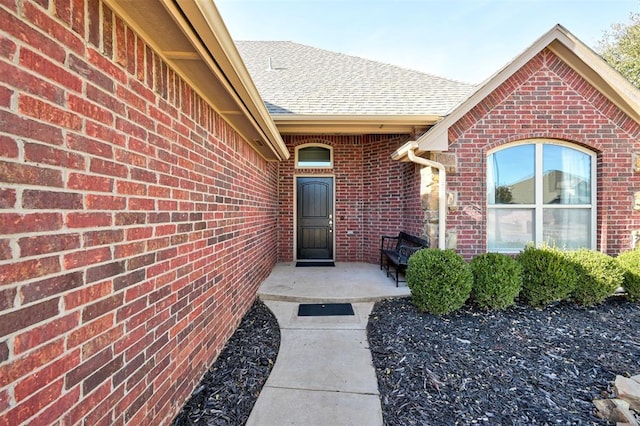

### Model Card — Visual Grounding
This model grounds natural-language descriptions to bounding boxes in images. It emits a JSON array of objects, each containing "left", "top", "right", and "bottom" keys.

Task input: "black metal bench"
[{"left": 380, "top": 231, "right": 430, "bottom": 286}]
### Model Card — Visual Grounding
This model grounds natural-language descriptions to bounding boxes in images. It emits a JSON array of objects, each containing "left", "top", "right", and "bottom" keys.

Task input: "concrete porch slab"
[{"left": 258, "top": 262, "right": 410, "bottom": 303}]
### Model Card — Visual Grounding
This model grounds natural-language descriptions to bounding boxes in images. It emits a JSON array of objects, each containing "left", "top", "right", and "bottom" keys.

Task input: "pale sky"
[{"left": 216, "top": 0, "right": 639, "bottom": 84}]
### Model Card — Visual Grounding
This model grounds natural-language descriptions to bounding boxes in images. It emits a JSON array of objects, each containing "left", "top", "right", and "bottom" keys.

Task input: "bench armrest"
[{"left": 380, "top": 235, "right": 399, "bottom": 250}]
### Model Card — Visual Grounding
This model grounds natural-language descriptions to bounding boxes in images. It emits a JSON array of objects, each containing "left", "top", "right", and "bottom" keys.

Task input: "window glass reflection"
[
  {"left": 487, "top": 209, "right": 534, "bottom": 251},
  {"left": 488, "top": 145, "right": 534, "bottom": 204},
  {"left": 543, "top": 208, "right": 591, "bottom": 249},
  {"left": 297, "top": 146, "right": 331, "bottom": 167},
  {"left": 487, "top": 141, "right": 594, "bottom": 253},
  {"left": 543, "top": 145, "right": 591, "bottom": 204}
]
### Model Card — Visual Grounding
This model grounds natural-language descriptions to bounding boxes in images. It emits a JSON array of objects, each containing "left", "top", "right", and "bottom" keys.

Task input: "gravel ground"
[
  {"left": 367, "top": 297, "right": 640, "bottom": 425},
  {"left": 171, "top": 299, "right": 280, "bottom": 426},
  {"left": 171, "top": 296, "right": 639, "bottom": 425}
]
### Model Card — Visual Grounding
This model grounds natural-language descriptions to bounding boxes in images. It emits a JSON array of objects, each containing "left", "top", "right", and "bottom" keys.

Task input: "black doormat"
[
  {"left": 295, "top": 262, "right": 335, "bottom": 267},
  {"left": 298, "top": 303, "right": 354, "bottom": 317}
]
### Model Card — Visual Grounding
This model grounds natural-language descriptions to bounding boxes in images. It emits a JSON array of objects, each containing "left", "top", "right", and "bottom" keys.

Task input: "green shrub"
[
  {"left": 617, "top": 249, "right": 640, "bottom": 302},
  {"left": 406, "top": 248, "right": 473, "bottom": 315},
  {"left": 566, "top": 249, "right": 624, "bottom": 306},
  {"left": 517, "top": 245, "right": 577, "bottom": 307},
  {"left": 470, "top": 253, "right": 522, "bottom": 310}
]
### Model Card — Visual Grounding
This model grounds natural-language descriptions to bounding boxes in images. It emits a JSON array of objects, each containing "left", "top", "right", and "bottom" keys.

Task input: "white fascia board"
[
  {"left": 416, "top": 127, "right": 449, "bottom": 152},
  {"left": 175, "top": 0, "right": 289, "bottom": 160},
  {"left": 414, "top": 24, "right": 640, "bottom": 153}
]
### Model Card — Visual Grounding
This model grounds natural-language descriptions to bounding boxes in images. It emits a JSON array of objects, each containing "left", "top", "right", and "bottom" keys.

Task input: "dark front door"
[{"left": 296, "top": 177, "right": 334, "bottom": 260}]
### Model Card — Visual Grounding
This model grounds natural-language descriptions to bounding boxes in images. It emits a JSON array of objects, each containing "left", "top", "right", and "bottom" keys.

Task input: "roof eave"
[
  {"left": 546, "top": 31, "right": 640, "bottom": 124},
  {"left": 404, "top": 24, "right": 640, "bottom": 160},
  {"left": 272, "top": 114, "right": 442, "bottom": 135},
  {"left": 103, "top": 0, "right": 289, "bottom": 161},
  {"left": 391, "top": 141, "right": 419, "bottom": 161}
]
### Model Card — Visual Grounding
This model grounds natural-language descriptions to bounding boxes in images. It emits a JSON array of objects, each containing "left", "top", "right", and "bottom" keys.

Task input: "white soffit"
[{"left": 103, "top": 0, "right": 289, "bottom": 161}]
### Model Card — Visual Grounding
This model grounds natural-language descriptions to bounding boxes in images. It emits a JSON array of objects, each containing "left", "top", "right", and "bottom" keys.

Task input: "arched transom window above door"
[
  {"left": 487, "top": 140, "right": 596, "bottom": 253},
  {"left": 295, "top": 144, "right": 333, "bottom": 168}
]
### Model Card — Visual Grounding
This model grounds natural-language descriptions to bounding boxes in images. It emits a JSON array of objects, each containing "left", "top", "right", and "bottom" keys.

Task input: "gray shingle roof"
[{"left": 235, "top": 41, "right": 475, "bottom": 116}]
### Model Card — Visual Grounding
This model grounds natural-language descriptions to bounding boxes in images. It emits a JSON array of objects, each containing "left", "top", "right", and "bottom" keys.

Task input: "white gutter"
[{"left": 407, "top": 146, "right": 447, "bottom": 250}]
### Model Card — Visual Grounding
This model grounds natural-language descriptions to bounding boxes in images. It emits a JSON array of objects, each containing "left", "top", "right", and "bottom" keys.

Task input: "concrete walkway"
[{"left": 246, "top": 262, "right": 410, "bottom": 426}]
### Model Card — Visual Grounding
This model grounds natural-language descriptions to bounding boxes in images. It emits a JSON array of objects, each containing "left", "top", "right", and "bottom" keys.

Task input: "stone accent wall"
[
  {"left": 0, "top": 1, "right": 278, "bottom": 424},
  {"left": 447, "top": 48, "right": 640, "bottom": 259},
  {"left": 419, "top": 165, "right": 439, "bottom": 246}
]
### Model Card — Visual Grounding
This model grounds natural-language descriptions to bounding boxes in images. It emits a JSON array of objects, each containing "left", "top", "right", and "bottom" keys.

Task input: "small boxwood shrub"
[
  {"left": 566, "top": 249, "right": 624, "bottom": 306},
  {"left": 470, "top": 253, "right": 522, "bottom": 310},
  {"left": 406, "top": 248, "right": 473, "bottom": 315},
  {"left": 617, "top": 249, "right": 640, "bottom": 302},
  {"left": 517, "top": 245, "right": 577, "bottom": 307}
]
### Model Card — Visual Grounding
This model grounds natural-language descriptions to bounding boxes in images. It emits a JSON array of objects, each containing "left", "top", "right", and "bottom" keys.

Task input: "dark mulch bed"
[
  {"left": 171, "top": 299, "right": 280, "bottom": 426},
  {"left": 367, "top": 297, "right": 640, "bottom": 425},
  {"left": 170, "top": 296, "right": 639, "bottom": 425}
]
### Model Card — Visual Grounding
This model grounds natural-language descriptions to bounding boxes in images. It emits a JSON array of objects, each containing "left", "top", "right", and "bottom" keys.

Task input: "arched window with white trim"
[
  {"left": 487, "top": 140, "right": 596, "bottom": 252},
  {"left": 295, "top": 144, "right": 333, "bottom": 168}
]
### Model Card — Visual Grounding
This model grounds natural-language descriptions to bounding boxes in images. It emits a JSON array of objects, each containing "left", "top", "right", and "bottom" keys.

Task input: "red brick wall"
[
  {"left": 279, "top": 134, "right": 417, "bottom": 264},
  {"left": 447, "top": 48, "right": 640, "bottom": 259},
  {"left": 402, "top": 160, "right": 423, "bottom": 238},
  {"left": 0, "top": 1, "right": 278, "bottom": 424},
  {"left": 363, "top": 135, "right": 421, "bottom": 263}
]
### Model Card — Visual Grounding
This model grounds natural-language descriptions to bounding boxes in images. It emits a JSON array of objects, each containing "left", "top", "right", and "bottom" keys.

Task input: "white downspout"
[{"left": 407, "top": 147, "right": 447, "bottom": 250}]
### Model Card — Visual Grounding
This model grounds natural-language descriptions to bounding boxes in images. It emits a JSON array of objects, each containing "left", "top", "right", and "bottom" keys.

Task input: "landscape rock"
[
  {"left": 615, "top": 375, "right": 640, "bottom": 411},
  {"left": 594, "top": 398, "right": 628, "bottom": 418},
  {"left": 632, "top": 375, "right": 640, "bottom": 385},
  {"left": 594, "top": 398, "right": 638, "bottom": 425}
]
